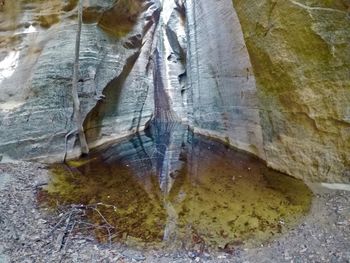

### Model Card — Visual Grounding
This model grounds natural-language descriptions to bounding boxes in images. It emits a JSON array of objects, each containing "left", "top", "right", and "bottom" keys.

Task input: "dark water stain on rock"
[
  {"left": 98, "top": 0, "right": 146, "bottom": 38},
  {"left": 39, "top": 122, "right": 312, "bottom": 251}
]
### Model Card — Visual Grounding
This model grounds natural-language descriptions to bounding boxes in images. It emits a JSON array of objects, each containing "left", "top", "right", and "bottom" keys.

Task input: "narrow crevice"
[{"left": 83, "top": 51, "right": 141, "bottom": 143}]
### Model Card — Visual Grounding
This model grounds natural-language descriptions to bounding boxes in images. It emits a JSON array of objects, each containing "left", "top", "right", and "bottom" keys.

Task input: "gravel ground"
[{"left": 0, "top": 162, "right": 349, "bottom": 263}]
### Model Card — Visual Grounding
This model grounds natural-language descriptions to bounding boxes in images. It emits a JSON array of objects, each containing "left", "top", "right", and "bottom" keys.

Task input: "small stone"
[
  {"left": 203, "top": 253, "right": 210, "bottom": 258},
  {"left": 300, "top": 247, "right": 307, "bottom": 253},
  {"left": 112, "top": 255, "right": 122, "bottom": 261},
  {"left": 122, "top": 250, "right": 145, "bottom": 261},
  {"left": 38, "top": 219, "right": 47, "bottom": 224},
  {"left": 31, "top": 235, "right": 40, "bottom": 241},
  {"left": 284, "top": 251, "right": 292, "bottom": 260}
]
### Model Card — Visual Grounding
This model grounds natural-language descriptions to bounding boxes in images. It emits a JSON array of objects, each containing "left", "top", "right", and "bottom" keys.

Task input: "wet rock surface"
[{"left": 0, "top": 162, "right": 349, "bottom": 262}]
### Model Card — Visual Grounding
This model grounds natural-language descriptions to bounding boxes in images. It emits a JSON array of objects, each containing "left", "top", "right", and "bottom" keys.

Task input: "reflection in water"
[{"left": 41, "top": 122, "right": 312, "bottom": 251}]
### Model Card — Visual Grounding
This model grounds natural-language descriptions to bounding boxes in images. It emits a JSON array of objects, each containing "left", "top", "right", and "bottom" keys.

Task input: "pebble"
[
  {"left": 31, "top": 235, "right": 40, "bottom": 241},
  {"left": 188, "top": 252, "right": 196, "bottom": 259},
  {"left": 38, "top": 219, "right": 47, "bottom": 224},
  {"left": 122, "top": 250, "right": 146, "bottom": 261},
  {"left": 112, "top": 255, "right": 122, "bottom": 261}
]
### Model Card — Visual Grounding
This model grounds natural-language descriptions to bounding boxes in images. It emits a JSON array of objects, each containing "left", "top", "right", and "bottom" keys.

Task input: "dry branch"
[
  {"left": 46, "top": 203, "right": 116, "bottom": 250},
  {"left": 72, "top": 0, "right": 89, "bottom": 155}
]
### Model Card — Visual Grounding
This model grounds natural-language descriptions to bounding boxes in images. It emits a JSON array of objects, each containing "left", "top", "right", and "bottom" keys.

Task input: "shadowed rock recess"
[{"left": 0, "top": 0, "right": 349, "bottom": 182}]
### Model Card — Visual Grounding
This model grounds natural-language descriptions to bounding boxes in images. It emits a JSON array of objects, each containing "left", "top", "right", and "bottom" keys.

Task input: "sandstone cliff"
[
  {"left": 0, "top": 0, "right": 349, "bottom": 182},
  {"left": 233, "top": 0, "right": 350, "bottom": 181}
]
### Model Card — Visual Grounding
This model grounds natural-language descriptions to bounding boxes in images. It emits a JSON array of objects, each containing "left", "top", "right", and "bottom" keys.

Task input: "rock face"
[
  {"left": 0, "top": 0, "right": 155, "bottom": 161},
  {"left": 0, "top": 0, "right": 349, "bottom": 182},
  {"left": 232, "top": 0, "right": 350, "bottom": 182},
  {"left": 184, "top": 0, "right": 265, "bottom": 158}
]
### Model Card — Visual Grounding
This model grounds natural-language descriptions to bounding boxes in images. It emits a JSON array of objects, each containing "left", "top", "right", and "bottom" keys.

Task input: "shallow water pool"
[{"left": 39, "top": 122, "right": 312, "bottom": 251}]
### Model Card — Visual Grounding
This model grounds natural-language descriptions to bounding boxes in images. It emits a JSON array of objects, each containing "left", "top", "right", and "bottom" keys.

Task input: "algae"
[
  {"left": 40, "top": 125, "right": 312, "bottom": 251},
  {"left": 232, "top": 0, "right": 350, "bottom": 181}
]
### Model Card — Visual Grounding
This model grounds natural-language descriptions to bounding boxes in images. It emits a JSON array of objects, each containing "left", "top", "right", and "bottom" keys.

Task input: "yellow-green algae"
[
  {"left": 40, "top": 133, "right": 312, "bottom": 251},
  {"left": 232, "top": 0, "right": 350, "bottom": 181}
]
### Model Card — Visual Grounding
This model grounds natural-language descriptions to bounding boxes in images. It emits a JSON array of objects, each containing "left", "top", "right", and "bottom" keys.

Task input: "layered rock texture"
[
  {"left": 185, "top": 0, "right": 265, "bottom": 158},
  {"left": 0, "top": 0, "right": 349, "bottom": 182},
  {"left": 232, "top": 0, "right": 350, "bottom": 182}
]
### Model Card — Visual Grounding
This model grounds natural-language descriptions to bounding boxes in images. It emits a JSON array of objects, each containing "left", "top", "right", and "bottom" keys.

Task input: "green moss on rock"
[{"left": 233, "top": 0, "right": 350, "bottom": 182}]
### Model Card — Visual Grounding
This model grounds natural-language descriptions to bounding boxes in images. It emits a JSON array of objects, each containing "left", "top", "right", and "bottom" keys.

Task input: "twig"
[
  {"left": 95, "top": 202, "right": 117, "bottom": 211},
  {"left": 60, "top": 209, "right": 75, "bottom": 248},
  {"left": 91, "top": 207, "right": 114, "bottom": 229},
  {"left": 63, "top": 220, "right": 77, "bottom": 251},
  {"left": 44, "top": 203, "right": 116, "bottom": 252},
  {"left": 46, "top": 211, "right": 71, "bottom": 238}
]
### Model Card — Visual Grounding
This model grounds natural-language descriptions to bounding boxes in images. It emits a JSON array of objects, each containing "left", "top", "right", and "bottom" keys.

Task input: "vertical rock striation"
[
  {"left": 184, "top": 0, "right": 265, "bottom": 158},
  {"left": 0, "top": 0, "right": 157, "bottom": 160},
  {"left": 0, "top": 0, "right": 349, "bottom": 182},
  {"left": 83, "top": 0, "right": 160, "bottom": 148}
]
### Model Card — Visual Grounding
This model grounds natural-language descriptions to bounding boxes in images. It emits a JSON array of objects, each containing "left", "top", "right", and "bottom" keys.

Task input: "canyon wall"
[
  {"left": 184, "top": 0, "right": 265, "bottom": 158},
  {"left": 0, "top": 0, "right": 349, "bottom": 182},
  {"left": 232, "top": 0, "right": 350, "bottom": 182},
  {"left": 0, "top": 0, "right": 157, "bottom": 161}
]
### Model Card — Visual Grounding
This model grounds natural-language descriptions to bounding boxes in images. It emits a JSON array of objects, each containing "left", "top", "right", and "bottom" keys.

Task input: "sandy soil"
[{"left": 0, "top": 162, "right": 349, "bottom": 263}]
